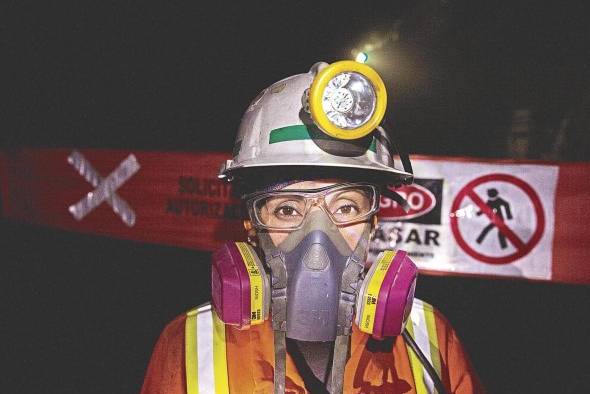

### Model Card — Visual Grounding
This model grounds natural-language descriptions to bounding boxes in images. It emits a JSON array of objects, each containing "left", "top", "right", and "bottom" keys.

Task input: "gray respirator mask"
[
  {"left": 254, "top": 206, "right": 370, "bottom": 394},
  {"left": 258, "top": 209, "right": 371, "bottom": 342}
]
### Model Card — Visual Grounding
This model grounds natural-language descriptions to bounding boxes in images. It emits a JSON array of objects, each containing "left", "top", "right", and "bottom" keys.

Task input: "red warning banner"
[
  {"left": 1, "top": 149, "right": 589, "bottom": 285},
  {"left": 0, "top": 149, "right": 244, "bottom": 251}
]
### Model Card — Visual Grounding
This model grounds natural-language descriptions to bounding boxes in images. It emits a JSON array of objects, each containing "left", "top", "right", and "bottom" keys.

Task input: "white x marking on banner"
[{"left": 68, "top": 150, "right": 141, "bottom": 227}]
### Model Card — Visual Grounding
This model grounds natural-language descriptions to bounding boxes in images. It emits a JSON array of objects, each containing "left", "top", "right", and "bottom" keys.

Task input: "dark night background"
[{"left": 2, "top": 1, "right": 589, "bottom": 393}]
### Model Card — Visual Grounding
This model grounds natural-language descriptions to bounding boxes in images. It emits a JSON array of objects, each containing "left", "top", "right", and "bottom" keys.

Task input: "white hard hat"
[{"left": 219, "top": 61, "right": 413, "bottom": 187}]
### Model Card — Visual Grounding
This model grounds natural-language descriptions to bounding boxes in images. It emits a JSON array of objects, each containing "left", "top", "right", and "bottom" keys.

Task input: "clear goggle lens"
[
  {"left": 248, "top": 184, "right": 379, "bottom": 230},
  {"left": 321, "top": 72, "right": 376, "bottom": 131}
]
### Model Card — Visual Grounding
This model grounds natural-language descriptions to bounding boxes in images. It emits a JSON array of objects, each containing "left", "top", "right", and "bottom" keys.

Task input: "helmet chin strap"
[
  {"left": 381, "top": 187, "right": 411, "bottom": 213},
  {"left": 258, "top": 223, "right": 371, "bottom": 394},
  {"left": 375, "top": 123, "right": 414, "bottom": 213}
]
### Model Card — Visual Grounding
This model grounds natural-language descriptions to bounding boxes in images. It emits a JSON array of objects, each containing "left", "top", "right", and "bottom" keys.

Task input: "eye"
[
  {"left": 333, "top": 202, "right": 360, "bottom": 216},
  {"left": 274, "top": 204, "right": 302, "bottom": 218}
]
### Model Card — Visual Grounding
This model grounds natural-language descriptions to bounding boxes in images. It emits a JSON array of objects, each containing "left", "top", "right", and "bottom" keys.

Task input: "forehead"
[{"left": 282, "top": 179, "right": 341, "bottom": 190}]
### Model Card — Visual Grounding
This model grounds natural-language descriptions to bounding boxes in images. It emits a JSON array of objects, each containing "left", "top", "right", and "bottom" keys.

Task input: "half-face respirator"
[
  {"left": 212, "top": 182, "right": 417, "bottom": 340},
  {"left": 212, "top": 240, "right": 417, "bottom": 338}
]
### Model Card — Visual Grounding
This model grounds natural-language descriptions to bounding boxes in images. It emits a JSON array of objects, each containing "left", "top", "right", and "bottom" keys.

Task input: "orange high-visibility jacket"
[{"left": 141, "top": 299, "right": 484, "bottom": 394}]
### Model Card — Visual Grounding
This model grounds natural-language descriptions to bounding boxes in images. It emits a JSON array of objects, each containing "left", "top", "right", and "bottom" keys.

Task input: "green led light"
[{"left": 355, "top": 52, "right": 368, "bottom": 63}]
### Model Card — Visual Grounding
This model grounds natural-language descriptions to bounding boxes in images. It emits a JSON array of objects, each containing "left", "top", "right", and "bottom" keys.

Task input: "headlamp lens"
[{"left": 321, "top": 72, "right": 376, "bottom": 131}]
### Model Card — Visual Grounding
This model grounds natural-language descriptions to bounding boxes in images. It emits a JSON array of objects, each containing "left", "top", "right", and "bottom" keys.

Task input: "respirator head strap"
[
  {"left": 330, "top": 335, "right": 350, "bottom": 394},
  {"left": 334, "top": 221, "right": 372, "bottom": 338},
  {"left": 264, "top": 248, "right": 288, "bottom": 394},
  {"left": 273, "top": 330, "right": 287, "bottom": 394},
  {"left": 336, "top": 233, "right": 369, "bottom": 336},
  {"left": 330, "top": 224, "right": 372, "bottom": 394},
  {"left": 266, "top": 250, "right": 288, "bottom": 330}
]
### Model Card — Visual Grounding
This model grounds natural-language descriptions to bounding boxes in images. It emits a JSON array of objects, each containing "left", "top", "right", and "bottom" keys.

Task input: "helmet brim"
[{"left": 223, "top": 159, "right": 413, "bottom": 190}]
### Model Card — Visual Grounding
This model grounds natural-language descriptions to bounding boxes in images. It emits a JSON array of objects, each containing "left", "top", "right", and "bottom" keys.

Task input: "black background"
[{"left": 2, "top": 1, "right": 590, "bottom": 393}]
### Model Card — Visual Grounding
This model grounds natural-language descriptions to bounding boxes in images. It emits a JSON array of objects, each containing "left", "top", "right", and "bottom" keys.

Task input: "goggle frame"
[{"left": 245, "top": 182, "right": 380, "bottom": 231}]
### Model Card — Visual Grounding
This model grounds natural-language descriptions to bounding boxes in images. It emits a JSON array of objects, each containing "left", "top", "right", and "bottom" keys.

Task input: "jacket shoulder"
[
  {"left": 140, "top": 303, "right": 212, "bottom": 394},
  {"left": 409, "top": 298, "right": 486, "bottom": 393}
]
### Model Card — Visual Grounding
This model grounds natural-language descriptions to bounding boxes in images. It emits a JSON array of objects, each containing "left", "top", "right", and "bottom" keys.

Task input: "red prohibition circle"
[{"left": 450, "top": 173, "right": 545, "bottom": 265}]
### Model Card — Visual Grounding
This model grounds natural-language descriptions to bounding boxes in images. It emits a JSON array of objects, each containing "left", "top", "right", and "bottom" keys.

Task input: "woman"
[{"left": 141, "top": 61, "right": 484, "bottom": 393}]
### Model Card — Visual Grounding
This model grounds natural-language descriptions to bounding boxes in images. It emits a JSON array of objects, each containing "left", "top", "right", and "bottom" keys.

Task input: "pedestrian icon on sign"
[
  {"left": 475, "top": 188, "right": 513, "bottom": 249},
  {"left": 451, "top": 173, "right": 546, "bottom": 265}
]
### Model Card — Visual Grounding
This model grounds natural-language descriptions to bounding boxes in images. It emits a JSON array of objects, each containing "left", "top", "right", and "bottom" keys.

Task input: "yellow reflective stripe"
[
  {"left": 185, "top": 310, "right": 199, "bottom": 394},
  {"left": 405, "top": 317, "right": 428, "bottom": 394},
  {"left": 360, "top": 250, "right": 396, "bottom": 333},
  {"left": 185, "top": 304, "right": 230, "bottom": 394},
  {"left": 236, "top": 242, "right": 264, "bottom": 324},
  {"left": 423, "top": 304, "right": 442, "bottom": 380},
  {"left": 406, "top": 299, "right": 443, "bottom": 394},
  {"left": 212, "top": 310, "right": 230, "bottom": 394}
]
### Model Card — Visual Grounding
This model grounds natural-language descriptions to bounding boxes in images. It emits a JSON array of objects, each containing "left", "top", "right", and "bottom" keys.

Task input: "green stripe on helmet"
[
  {"left": 269, "top": 125, "right": 377, "bottom": 153},
  {"left": 269, "top": 125, "right": 322, "bottom": 143}
]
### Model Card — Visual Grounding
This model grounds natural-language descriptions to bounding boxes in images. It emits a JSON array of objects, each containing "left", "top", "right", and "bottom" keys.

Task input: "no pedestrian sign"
[
  {"left": 441, "top": 163, "right": 558, "bottom": 280},
  {"left": 450, "top": 174, "right": 545, "bottom": 265}
]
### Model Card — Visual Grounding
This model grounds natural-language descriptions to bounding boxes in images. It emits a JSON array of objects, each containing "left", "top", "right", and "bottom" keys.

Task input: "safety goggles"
[{"left": 246, "top": 183, "right": 379, "bottom": 230}]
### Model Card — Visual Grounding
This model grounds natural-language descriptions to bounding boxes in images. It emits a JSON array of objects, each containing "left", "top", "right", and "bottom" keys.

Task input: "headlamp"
[{"left": 309, "top": 60, "right": 387, "bottom": 140}]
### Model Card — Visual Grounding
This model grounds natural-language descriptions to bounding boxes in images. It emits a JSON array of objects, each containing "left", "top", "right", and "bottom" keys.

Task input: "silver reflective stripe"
[
  {"left": 67, "top": 150, "right": 140, "bottom": 226},
  {"left": 196, "top": 305, "right": 215, "bottom": 393},
  {"left": 409, "top": 299, "right": 439, "bottom": 393}
]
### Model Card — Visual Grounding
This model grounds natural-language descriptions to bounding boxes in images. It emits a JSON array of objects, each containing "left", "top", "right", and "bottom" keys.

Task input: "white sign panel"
[{"left": 370, "top": 159, "right": 559, "bottom": 280}]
